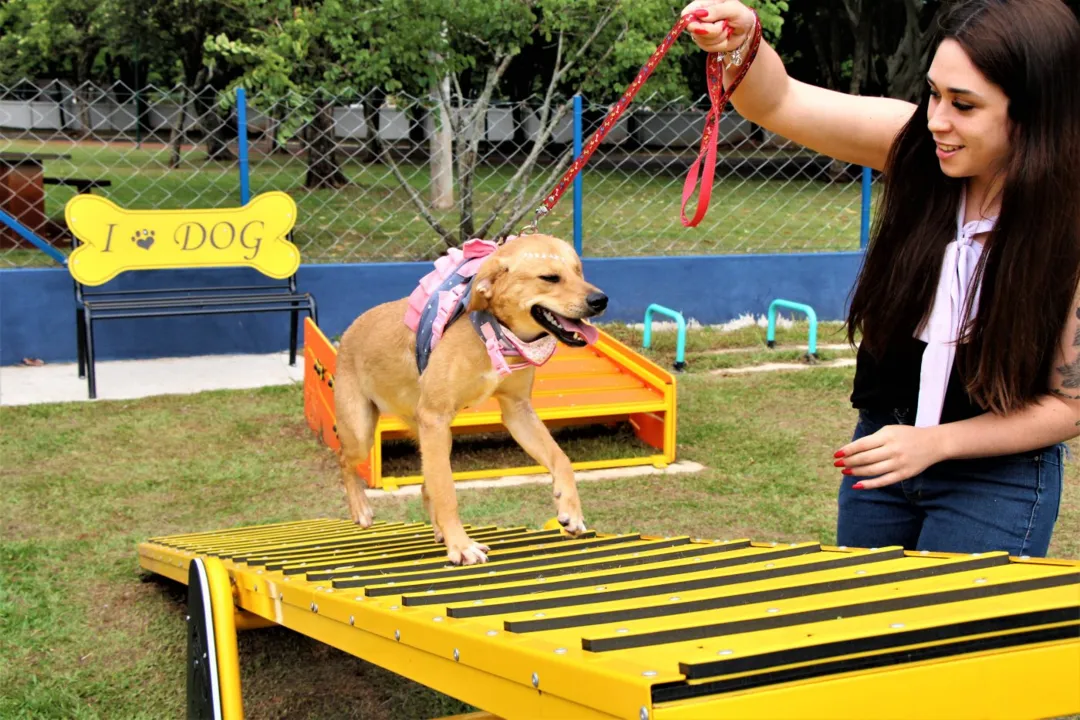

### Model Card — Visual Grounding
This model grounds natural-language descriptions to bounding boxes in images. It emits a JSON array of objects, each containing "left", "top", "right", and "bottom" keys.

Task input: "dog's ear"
[{"left": 467, "top": 255, "right": 507, "bottom": 312}]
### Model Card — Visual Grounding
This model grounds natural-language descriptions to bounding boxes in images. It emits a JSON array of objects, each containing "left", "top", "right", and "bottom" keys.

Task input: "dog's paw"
[
  {"left": 446, "top": 539, "right": 490, "bottom": 566},
  {"left": 349, "top": 506, "right": 374, "bottom": 528},
  {"left": 433, "top": 526, "right": 444, "bottom": 544},
  {"left": 555, "top": 491, "right": 587, "bottom": 535}
]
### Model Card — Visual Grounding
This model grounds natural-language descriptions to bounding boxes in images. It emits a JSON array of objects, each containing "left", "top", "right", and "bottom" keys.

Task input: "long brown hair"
[{"left": 846, "top": 0, "right": 1080, "bottom": 415}]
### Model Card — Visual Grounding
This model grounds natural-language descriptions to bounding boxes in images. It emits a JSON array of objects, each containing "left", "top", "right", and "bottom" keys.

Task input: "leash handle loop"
[{"left": 531, "top": 10, "right": 763, "bottom": 232}]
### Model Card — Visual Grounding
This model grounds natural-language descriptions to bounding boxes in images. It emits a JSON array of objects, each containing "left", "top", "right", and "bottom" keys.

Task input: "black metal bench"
[{"left": 71, "top": 235, "right": 317, "bottom": 399}]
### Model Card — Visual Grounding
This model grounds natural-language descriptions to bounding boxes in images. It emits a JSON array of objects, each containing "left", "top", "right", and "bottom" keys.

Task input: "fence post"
[
  {"left": 236, "top": 87, "right": 250, "bottom": 205},
  {"left": 573, "top": 93, "right": 583, "bottom": 256},
  {"left": 860, "top": 165, "right": 871, "bottom": 248}
]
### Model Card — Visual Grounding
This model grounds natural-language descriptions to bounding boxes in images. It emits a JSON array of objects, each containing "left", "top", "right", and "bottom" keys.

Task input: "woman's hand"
[
  {"left": 834, "top": 425, "right": 948, "bottom": 489},
  {"left": 680, "top": 0, "right": 757, "bottom": 55}
]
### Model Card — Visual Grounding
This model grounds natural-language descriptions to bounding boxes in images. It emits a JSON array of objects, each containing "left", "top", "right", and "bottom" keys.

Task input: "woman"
[{"left": 682, "top": 0, "right": 1080, "bottom": 556}]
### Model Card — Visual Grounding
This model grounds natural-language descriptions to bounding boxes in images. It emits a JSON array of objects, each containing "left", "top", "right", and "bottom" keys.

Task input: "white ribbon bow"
[{"left": 914, "top": 189, "right": 996, "bottom": 427}]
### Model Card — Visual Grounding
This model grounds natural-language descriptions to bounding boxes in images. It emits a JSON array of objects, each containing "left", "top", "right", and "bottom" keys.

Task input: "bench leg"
[
  {"left": 289, "top": 309, "right": 299, "bottom": 366},
  {"left": 76, "top": 308, "right": 87, "bottom": 379},
  {"left": 83, "top": 311, "right": 97, "bottom": 400}
]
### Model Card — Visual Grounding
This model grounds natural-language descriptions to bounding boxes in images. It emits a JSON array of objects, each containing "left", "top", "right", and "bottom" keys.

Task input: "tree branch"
[
  {"left": 382, "top": 153, "right": 455, "bottom": 245},
  {"left": 495, "top": 146, "right": 576, "bottom": 238}
]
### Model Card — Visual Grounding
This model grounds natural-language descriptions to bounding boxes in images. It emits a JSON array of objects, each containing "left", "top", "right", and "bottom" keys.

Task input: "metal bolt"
[
  {"left": 390, "top": 605, "right": 399, "bottom": 610},
  {"left": 349, "top": 616, "right": 355, "bottom": 626},
  {"left": 487, "top": 630, "right": 499, "bottom": 637},
  {"left": 669, "top": 596, "right": 680, "bottom": 602},
  {"left": 534, "top": 612, "right": 546, "bottom": 618},
  {"left": 766, "top": 608, "right": 779, "bottom": 614},
  {"left": 974, "top": 577, "right": 987, "bottom": 584},
  {"left": 453, "top": 648, "right": 460, "bottom": 662},
  {"left": 640, "top": 707, "right": 649, "bottom": 720},
  {"left": 474, "top": 600, "right": 484, "bottom": 606},
  {"left": 531, "top": 673, "right": 540, "bottom": 688},
  {"left": 433, "top": 616, "right": 443, "bottom": 622},
  {"left": 279, "top": 593, "right": 283, "bottom": 600},
  {"left": 394, "top": 630, "right": 400, "bottom": 641},
  {"left": 554, "top": 648, "right": 567, "bottom": 655},
  {"left": 355, "top": 596, "right": 363, "bottom": 601},
  {"left": 920, "top": 550, "right": 930, "bottom": 555},
  {"left": 717, "top": 649, "right": 733, "bottom": 656},
  {"left": 642, "top": 670, "right": 657, "bottom": 677},
  {"left": 616, "top": 628, "right": 629, "bottom": 634}
]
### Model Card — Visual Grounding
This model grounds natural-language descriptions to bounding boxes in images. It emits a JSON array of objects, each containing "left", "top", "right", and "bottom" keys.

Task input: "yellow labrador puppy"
[{"left": 333, "top": 233, "right": 607, "bottom": 565}]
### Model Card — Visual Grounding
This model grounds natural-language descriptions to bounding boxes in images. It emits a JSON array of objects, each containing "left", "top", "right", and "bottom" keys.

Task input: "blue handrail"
[{"left": 643, "top": 303, "right": 687, "bottom": 371}]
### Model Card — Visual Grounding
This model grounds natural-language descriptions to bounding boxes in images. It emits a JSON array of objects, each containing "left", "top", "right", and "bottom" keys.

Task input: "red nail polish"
[
  {"left": 833, "top": 459, "right": 845, "bottom": 468},
  {"left": 726, "top": 26, "right": 734, "bottom": 37},
  {"left": 834, "top": 450, "right": 845, "bottom": 459},
  {"left": 693, "top": 28, "right": 709, "bottom": 35},
  {"left": 693, "top": 8, "right": 709, "bottom": 18},
  {"left": 842, "top": 469, "right": 853, "bottom": 475},
  {"left": 852, "top": 482, "right": 865, "bottom": 490},
  {"left": 720, "top": 20, "right": 729, "bottom": 32}
]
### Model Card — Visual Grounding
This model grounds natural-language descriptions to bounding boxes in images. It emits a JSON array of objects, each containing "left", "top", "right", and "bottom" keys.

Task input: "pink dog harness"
[{"left": 403, "top": 238, "right": 558, "bottom": 377}]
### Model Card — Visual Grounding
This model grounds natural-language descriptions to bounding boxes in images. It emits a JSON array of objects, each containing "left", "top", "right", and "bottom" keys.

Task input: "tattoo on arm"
[{"left": 1052, "top": 388, "right": 1080, "bottom": 401}]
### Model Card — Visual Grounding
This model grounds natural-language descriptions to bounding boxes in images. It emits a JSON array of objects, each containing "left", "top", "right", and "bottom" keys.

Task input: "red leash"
[{"left": 528, "top": 10, "right": 763, "bottom": 231}]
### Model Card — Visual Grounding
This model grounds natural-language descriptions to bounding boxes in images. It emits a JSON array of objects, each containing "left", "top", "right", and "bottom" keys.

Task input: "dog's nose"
[{"left": 586, "top": 292, "right": 608, "bottom": 313}]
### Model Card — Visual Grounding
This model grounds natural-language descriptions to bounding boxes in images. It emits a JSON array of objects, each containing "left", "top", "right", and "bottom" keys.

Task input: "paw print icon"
[{"left": 133, "top": 229, "right": 155, "bottom": 250}]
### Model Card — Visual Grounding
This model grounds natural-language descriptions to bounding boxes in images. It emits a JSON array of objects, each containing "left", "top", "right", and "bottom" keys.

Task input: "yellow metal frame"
[
  {"left": 139, "top": 519, "right": 1080, "bottom": 720},
  {"left": 198, "top": 557, "right": 245, "bottom": 720},
  {"left": 301, "top": 317, "right": 677, "bottom": 489}
]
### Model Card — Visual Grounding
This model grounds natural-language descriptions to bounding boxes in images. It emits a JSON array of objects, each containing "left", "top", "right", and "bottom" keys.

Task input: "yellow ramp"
[{"left": 139, "top": 519, "right": 1080, "bottom": 720}]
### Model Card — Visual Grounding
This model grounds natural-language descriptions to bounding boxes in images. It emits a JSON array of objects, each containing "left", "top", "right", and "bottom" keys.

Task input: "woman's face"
[{"left": 926, "top": 39, "right": 1012, "bottom": 184}]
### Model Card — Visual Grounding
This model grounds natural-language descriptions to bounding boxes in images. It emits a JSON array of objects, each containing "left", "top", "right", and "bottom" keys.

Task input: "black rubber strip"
[
  {"left": 307, "top": 535, "right": 648, "bottom": 583},
  {"left": 651, "top": 622, "right": 1080, "bottom": 703},
  {"left": 509, "top": 552, "right": 1004, "bottom": 634},
  {"left": 307, "top": 535, "right": 671, "bottom": 585},
  {"left": 581, "top": 571, "right": 1078, "bottom": 652},
  {"left": 277, "top": 530, "right": 573, "bottom": 575},
  {"left": 395, "top": 544, "right": 822, "bottom": 606},
  {"left": 231, "top": 524, "right": 504, "bottom": 563},
  {"left": 273, "top": 527, "right": 557, "bottom": 573},
  {"left": 680, "top": 605, "right": 1080, "bottom": 678},
  {"left": 449, "top": 548, "right": 902, "bottom": 620}
]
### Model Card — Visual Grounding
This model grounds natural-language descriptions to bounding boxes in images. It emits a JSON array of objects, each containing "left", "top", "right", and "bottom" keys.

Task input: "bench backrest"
[{"left": 64, "top": 191, "right": 301, "bottom": 287}]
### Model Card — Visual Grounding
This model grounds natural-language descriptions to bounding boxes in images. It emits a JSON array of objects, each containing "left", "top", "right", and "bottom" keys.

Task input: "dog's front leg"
[
  {"left": 417, "top": 407, "right": 490, "bottom": 565},
  {"left": 497, "top": 394, "right": 587, "bottom": 534}
]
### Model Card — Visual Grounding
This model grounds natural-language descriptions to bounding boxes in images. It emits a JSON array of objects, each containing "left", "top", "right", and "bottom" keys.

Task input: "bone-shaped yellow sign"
[{"left": 65, "top": 191, "right": 301, "bottom": 286}]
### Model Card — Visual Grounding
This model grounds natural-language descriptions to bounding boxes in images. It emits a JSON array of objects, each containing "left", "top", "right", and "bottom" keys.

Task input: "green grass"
[
  {"left": 1, "top": 324, "right": 1075, "bottom": 718},
  {"left": 1, "top": 138, "right": 874, "bottom": 267}
]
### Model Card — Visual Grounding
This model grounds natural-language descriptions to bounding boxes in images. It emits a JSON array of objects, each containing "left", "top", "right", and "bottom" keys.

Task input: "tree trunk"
[
  {"left": 195, "top": 86, "right": 237, "bottom": 163},
  {"left": 304, "top": 98, "right": 347, "bottom": 189},
  {"left": 169, "top": 84, "right": 191, "bottom": 169},
  {"left": 362, "top": 89, "right": 385, "bottom": 163},
  {"left": 429, "top": 75, "right": 454, "bottom": 211}
]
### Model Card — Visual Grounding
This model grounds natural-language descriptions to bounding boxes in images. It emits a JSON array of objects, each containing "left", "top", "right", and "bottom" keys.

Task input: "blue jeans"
[{"left": 837, "top": 408, "right": 1065, "bottom": 557}]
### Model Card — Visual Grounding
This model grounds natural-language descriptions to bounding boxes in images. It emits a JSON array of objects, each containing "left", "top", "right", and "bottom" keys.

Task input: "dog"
[{"left": 333, "top": 233, "right": 608, "bottom": 565}]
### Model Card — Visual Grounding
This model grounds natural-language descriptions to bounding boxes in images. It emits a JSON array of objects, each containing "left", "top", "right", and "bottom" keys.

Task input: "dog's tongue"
[{"left": 557, "top": 315, "right": 599, "bottom": 345}]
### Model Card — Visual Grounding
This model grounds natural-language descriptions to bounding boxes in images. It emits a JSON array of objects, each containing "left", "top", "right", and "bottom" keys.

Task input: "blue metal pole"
[
  {"left": 573, "top": 94, "right": 583, "bottom": 255},
  {"left": 860, "top": 165, "right": 872, "bottom": 248},
  {"left": 0, "top": 209, "right": 67, "bottom": 265},
  {"left": 236, "top": 87, "right": 251, "bottom": 205}
]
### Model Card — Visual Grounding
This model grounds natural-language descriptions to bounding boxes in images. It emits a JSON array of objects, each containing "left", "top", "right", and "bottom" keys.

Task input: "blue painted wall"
[{"left": 0, "top": 252, "right": 864, "bottom": 366}]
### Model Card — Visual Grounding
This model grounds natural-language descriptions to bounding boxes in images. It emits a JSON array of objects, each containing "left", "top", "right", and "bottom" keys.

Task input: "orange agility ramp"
[{"left": 302, "top": 317, "right": 677, "bottom": 490}]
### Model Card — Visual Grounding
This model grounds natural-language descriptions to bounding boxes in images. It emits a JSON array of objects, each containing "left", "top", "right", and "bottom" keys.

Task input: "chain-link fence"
[{"left": 1, "top": 80, "right": 880, "bottom": 267}]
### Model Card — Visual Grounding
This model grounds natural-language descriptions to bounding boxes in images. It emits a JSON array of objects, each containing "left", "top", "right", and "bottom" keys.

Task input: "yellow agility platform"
[
  {"left": 138, "top": 518, "right": 1080, "bottom": 720},
  {"left": 302, "top": 317, "right": 677, "bottom": 490}
]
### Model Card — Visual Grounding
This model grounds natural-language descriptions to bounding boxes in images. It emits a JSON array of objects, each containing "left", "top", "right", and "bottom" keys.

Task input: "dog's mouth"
[{"left": 530, "top": 305, "right": 599, "bottom": 347}]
